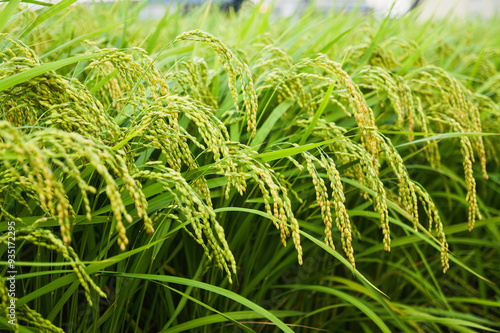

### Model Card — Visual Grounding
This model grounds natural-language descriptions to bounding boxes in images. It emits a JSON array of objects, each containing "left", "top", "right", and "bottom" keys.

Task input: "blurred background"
[{"left": 132, "top": 0, "right": 500, "bottom": 19}]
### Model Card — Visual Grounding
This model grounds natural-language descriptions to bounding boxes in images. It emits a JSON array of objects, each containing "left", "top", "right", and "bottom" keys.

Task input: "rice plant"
[{"left": 0, "top": 1, "right": 499, "bottom": 332}]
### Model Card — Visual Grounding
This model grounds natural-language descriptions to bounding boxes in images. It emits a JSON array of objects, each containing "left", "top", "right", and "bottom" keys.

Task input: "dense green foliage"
[{"left": 0, "top": 1, "right": 499, "bottom": 332}]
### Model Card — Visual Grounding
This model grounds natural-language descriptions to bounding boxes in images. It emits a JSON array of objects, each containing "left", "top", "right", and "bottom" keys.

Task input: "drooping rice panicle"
[
  {"left": 0, "top": 228, "right": 107, "bottom": 306},
  {"left": 171, "top": 30, "right": 258, "bottom": 137},
  {"left": 0, "top": 121, "right": 151, "bottom": 248}
]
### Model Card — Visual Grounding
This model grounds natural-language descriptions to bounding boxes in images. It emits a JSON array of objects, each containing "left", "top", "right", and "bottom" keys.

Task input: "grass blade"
[
  {"left": 256, "top": 137, "right": 341, "bottom": 162},
  {"left": 163, "top": 311, "right": 302, "bottom": 333},
  {"left": 0, "top": 53, "right": 103, "bottom": 92},
  {"left": 18, "top": 0, "right": 78, "bottom": 39},
  {"left": 299, "top": 82, "right": 334, "bottom": 145},
  {"left": 107, "top": 272, "right": 296, "bottom": 333},
  {"left": 251, "top": 101, "right": 292, "bottom": 148},
  {"left": 282, "top": 285, "right": 392, "bottom": 333},
  {"left": 0, "top": 0, "right": 21, "bottom": 32}
]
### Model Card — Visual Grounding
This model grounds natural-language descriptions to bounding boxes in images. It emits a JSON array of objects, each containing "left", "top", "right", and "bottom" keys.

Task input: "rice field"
[{"left": 0, "top": 1, "right": 499, "bottom": 332}]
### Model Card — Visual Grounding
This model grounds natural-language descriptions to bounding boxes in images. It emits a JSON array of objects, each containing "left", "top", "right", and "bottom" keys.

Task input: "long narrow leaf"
[
  {"left": 107, "top": 272, "right": 295, "bottom": 333},
  {"left": 0, "top": 53, "right": 102, "bottom": 92},
  {"left": 18, "top": 0, "right": 78, "bottom": 38},
  {"left": 0, "top": 0, "right": 21, "bottom": 32}
]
